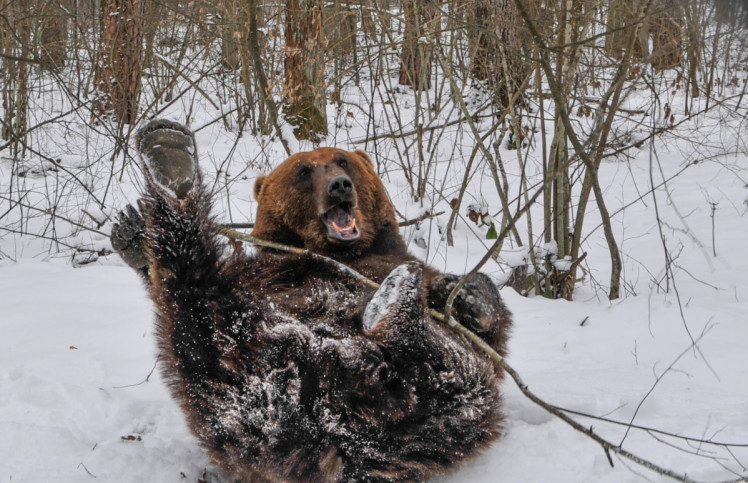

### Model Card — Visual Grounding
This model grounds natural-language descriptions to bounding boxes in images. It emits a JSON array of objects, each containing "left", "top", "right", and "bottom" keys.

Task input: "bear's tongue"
[{"left": 322, "top": 205, "right": 360, "bottom": 241}]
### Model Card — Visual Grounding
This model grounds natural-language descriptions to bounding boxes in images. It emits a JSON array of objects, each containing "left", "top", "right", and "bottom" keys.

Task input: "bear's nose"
[{"left": 327, "top": 174, "right": 354, "bottom": 201}]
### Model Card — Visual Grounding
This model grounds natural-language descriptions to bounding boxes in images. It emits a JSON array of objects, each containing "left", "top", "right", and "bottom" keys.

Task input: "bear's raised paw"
[{"left": 135, "top": 120, "right": 197, "bottom": 200}]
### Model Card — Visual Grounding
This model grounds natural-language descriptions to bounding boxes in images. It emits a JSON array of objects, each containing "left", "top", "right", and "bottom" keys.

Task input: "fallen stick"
[
  {"left": 219, "top": 225, "right": 699, "bottom": 483},
  {"left": 222, "top": 210, "right": 445, "bottom": 231}
]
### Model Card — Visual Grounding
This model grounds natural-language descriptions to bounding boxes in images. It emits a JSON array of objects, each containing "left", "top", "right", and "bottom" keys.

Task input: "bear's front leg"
[
  {"left": 135, "top": 120, "right": 247, "bottom": 380},
  {"left": 427, "top": 272, "right": 512, "bottom": 358}
]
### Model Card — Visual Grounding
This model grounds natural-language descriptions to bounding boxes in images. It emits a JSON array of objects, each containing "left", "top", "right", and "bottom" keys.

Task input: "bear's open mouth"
[{"left": 321, "top": 202, "right": 360, "bottom": 242}]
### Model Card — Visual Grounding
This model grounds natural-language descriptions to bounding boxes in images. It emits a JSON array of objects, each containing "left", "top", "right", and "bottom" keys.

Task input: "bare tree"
[
  {"left": 650, "top": 0, "right": 683, "bottom": 70},
  {"left": 469, "top": 0, "right": 528, "bottom": 108},
  {"left": 93, "top": 0, "right": 145, "bottom": 125},
  {"left": 399, "top": 0, "right": 440, "bottom": 90},
  {"left": 284, "top": 0, "right": 328, "bottom": 141},
  {"left": 0, "top": 0, "right": 32, "bottom": 158}
]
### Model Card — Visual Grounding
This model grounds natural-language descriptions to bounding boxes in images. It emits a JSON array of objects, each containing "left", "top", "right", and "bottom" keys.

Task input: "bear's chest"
[{"left": 261, "top": 273, "right": 374, "bottom": 336}]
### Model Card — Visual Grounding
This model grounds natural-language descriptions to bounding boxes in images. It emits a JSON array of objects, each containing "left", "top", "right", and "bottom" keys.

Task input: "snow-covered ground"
[
  {"left": 3, "top": 149, "right": 748, "bottom": 482},
  {"left": 1, "top": 50, "right": 748, "bottom": 481}
]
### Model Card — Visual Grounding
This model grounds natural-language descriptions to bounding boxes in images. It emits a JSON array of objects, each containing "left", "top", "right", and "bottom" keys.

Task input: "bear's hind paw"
[{"left": 136, "top": 119, "right": 198, "bottom": 200}]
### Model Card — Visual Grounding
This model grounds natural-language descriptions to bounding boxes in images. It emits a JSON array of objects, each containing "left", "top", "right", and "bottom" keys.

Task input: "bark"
[
  {"left": 650, "top": 0, "right": 683, "bottom": 70},
  {"left": 469, "top": 0, "right": 528, "bottom": 107},
  {"left": 548, "top": 120, "right": 570, "bottom": 261},
  {"left": 38, "top": 0, "right": 70, "bottom": 71},
  {"left": 683, "top": 2, "right": 702, "bottom": 97},
  {"left": 219, "top": 0, "right": 243, "bottom": 71},
  {"left": 606, "top": 0, "right": 650, "bottom": 60},
  {"left": 399, "top": 0, "right": 439, "bottom": 90},
  {"left": 93, "top": 0, "right": 145, "bottom": 125},
  {"left": 284, "top": 0, "right": 328, "bottom": 141}
]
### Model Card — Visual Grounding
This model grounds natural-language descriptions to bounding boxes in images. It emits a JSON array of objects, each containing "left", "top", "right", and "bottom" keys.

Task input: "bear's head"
[{"left": 252, "top": 148, "right": 402, "bottom": 257}]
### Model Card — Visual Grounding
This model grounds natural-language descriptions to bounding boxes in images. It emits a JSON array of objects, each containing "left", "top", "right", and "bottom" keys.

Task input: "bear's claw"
[
  {"left": 431, "top": 273, "right": 504, "bottom": 337},
  {"left": 111, "top": 203, "right": 148, "bottom": 270},
  {"left": 136, "top": 119, "right": 197, "bottom": 200}
]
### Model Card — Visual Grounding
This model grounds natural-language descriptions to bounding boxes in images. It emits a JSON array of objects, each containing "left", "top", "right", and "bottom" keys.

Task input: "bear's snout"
[{"left": 326, "top": 174, "right": 354, "bottom": 202}]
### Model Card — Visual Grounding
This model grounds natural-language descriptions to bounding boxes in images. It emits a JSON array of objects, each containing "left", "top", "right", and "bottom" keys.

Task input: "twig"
[
  {"left": 397, "top": 210, "right": 445, "bottom": 227},
  {"left": 554, "top": 406, "right": 748, "bottom": 449},
  {"left": 219, "top": 225, "right": 699, "bottom": 483},
  {"left": 0, "top": 194, "right": 109, "bottom": 237},
  {"left": 77, "top": 462, "right": 97, "bottom": 478},
  {"left": 111, "top": 356, "right": 159, "bottom": 389},
  {"left": 221, "top": 211, "right": 445, "bottom": 231},
  {"left": 710, "top": 202, "right": 718, "bottom": 257}
]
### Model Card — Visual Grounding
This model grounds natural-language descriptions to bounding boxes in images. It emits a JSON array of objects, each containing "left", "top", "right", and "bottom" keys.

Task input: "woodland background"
[{"left": 1, "top": 0, "right": 748, "bottom": 481}]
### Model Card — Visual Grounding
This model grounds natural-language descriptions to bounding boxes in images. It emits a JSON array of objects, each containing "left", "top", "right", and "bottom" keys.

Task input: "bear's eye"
[
  {"left": 297, "top": 165, "right": 312, "bottom": 184},
  {"left": 338, "top": 158, "right": 348, "bottom": 169}
]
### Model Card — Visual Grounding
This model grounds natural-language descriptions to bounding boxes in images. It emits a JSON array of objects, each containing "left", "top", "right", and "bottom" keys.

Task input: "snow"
[
  {"left": 0, "top": 260, "right": 211, "bottom": 482},
  {"left": 2, "top": 29, "right": 748, "bottom": 483},
  {"left": 3, "top": 239, "right": 747, "bottom": 481}
]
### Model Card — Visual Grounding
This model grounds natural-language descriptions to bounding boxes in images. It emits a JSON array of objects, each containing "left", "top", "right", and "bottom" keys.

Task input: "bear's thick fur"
[{"left": 113, "top": 120, "right": 512, "bottom": 482}]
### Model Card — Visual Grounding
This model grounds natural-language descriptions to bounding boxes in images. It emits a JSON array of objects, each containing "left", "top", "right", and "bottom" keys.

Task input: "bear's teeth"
[{"left": 332, "top": 218, "right": 356, "bottom": 232}]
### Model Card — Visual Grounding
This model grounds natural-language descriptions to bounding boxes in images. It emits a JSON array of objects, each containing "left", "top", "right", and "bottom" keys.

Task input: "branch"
[
  {"left": 218, "top": 224, "right": 699, "bottom": 482},
  {"left": 0, "top": 194, "right": 110, "bottom": 238},
  {"left": 221, "top": 211, "right": 445, "bottom": 231},
  {"left": 397, "top": 210, "right": 445, "bottom": 227}
]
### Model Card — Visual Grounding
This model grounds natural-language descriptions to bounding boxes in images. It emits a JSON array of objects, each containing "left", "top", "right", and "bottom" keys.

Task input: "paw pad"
[{"left": 136, "top": 120, "right": 197, "bottom": 199}]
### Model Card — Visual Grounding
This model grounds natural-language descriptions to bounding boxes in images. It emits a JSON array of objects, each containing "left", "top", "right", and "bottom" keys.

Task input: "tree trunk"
[
  {"left": 219, "top": 0, "right": 242, "bottom": 71},
  {"left": 399, "top": 0, "right": 439, "bottom": 90},
  {"left": 38, "top": 0, "right": 70, "bottom": 71},
  {"left": 605, "top": 0, "right": 649, "bottom": 60},
  {"left": 650, "top": 0, "right": 682, "bottom": 70},
  {"left": 284, "top": 0, "right": 328, "bottom": 141},
  {"left": 324, "top": 0, "right": 357, "bottom": 61},
  {"left": 325, "top": 0, "right": 358, "bottom": 98},
  {"left": 469, "top": 0, "right": 527, "bottom": 107},
  {"left": 683, "top": 1, "right": 702, "bottom": 98},
  {"left": 1, "top": 0, "right": 31, "bottom": 158},
  {"left": 93, "top": 0, "right": 145, "bottom": 125}
]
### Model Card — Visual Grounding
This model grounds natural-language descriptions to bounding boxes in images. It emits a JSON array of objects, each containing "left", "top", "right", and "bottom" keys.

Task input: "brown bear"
[{"left": 111, "top": 119, "right": 512, "bottom": 482}]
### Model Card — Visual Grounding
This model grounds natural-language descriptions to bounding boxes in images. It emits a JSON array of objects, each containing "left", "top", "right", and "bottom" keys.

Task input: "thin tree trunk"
[
  {"left": 606, "top": 0, "right": 650, "bottom": 60},
  {"left": 219, "top": 0, "right": 242, "bottom": 71},
  {"left": 469, "top": 0, "right": 527, "bottom": 108},
  {"left": 38, "top": 1, "right": 69, "bottom": 71},
  {"left": 249, "top": 0, "right": 291, "bottom": 155},
  {"left": 93, "top": 0, "right": 145, "bottom": 125},
  {"left": 683, "top": 2, "right": 702, "bottom": 98},
  {"left": 399, "top": 0, "right": 439, "bottom": 90},
  {"left": 1, "top": 0, "right": 31, "bottom": 158},
  {"left": 650, "top": 0, "right": 683, "bottom": 70},
  {"left": 284, "top": 0, "right": 328, "bottom": 141},
  {"left": 511, "top": 0, "right": 631, "bottom": 300}
]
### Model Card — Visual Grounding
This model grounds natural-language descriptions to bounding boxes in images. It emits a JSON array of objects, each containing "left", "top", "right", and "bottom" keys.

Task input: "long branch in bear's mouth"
[{"left": 321, "top": 203, "right": 360, "bottom": 241}]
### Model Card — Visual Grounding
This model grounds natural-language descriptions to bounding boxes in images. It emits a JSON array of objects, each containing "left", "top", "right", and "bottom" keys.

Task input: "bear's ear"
[
  {"left": 354, "top": 150, "right": 374, "bottom": 167},
  {"left": 253, "top": 176, "right": 266, "bottom": 201}
]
